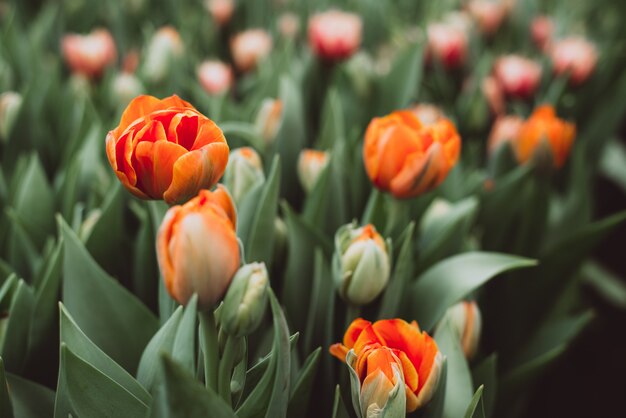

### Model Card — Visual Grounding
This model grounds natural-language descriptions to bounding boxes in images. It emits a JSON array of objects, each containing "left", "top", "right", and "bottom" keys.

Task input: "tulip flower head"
[
  {"left": 550, "top": 37, "right": 598, "bottom": 85},
  {"left": 409, "top": 104, "right": 445, "bottom": 125},
  {"left": 333, "top": 223, "right": 390, "bottom": 306},
  {"left": 206, "top": 0, "right": 234, "bottom": 27},
  {"left": 531, "top": 16, "right": 554, "bottom": 51},
  {"left": 297, "top": 149, "right": 330, "bottom": 193},
  {"left": 278, "top": 12, "right": 300, "bottom": 39},
  {"left": 221, "top": 262, "right": 269, "bottom": 337},
  {"left": 330, "top": 318, "right": 443, "bottom": 413},
  {"left": 230, "top": 29, "right": 273, "bottom": 72},
  {"left": 427, "top": 23, "right": 468, "bottom": 70},
  {"left": 487, "top": 115, "right": 523, "bottom": 155},
  {"left": 223, "top": 147, "right": 265, "bottom": 203},
  {"left": 61, "top": 29, "right": 117, "bottom": 79},
  {"left": 308, "top": 10, "right": 362, "bottom": 62},
  {"left": 254, "top": 98, "right": 283, "bottom": 146},
  {"left": 157, "top": 185, "right": 240, "bottom": 309},
  {"left": 105, "top": 95, "right": 229, "bottom": 204},
  {"left": 197, "top": 60, "right": 233, "bottom": 95},
  {"left": 441, "top": 301, "right": 482, "bottom": 359},
  {"left": 142, "top": 26, "right": 184, "bottom": 82},
  {"left": 467, "top": 0, "right": 507, "bottom": 35},
  {"left": 364, "top": 110, "right": 461, "bottom": 199},
  {"left": 493, "top": 55, "right": 542, "bottom": 99},
  {"left": 513, "top": 105, "right": 575, "bottom": 169}
]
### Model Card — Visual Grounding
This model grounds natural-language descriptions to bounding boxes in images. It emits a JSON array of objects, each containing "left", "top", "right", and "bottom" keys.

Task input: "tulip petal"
[
  {"left": 193, "top": 117, "right": 227, "bottom": 149},
  {"left": 203, "top": 185, "right": 237, "bottom": 227},
  {"left": 134, "top": 137, "right": 187, "bottom": 199},
  {"left": 116, "top": 95, "right": 162, "bottom": 136},
  {"left": 157, "top": 207, "right": 182, "bottom": 301},
  {"left": 374, "top": 124, "right": 422, "bottom": 189},
  {"left": 329, "top": 343, "right": 350, "bottom": 362},
  {"left": 344, "top": 318, "right": 371, "bottom": 349}
]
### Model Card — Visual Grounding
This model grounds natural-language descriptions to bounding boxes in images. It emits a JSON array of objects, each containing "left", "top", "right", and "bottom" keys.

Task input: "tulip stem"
[
  {"left": 218, "top": 335, "right": 239, "bottom": 405},
  {"left": 199, "top": 310, "right": 219, "bottom": 392},
  {"left": 385, "top": 197, "right": 410, "bottom": 237},
  {"left": 345, "top": 305, "right": 361, "bottom": 328}
]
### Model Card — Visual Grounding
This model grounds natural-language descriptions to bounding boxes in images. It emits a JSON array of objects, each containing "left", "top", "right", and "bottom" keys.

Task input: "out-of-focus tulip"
[
  {"left": 197, "top": 60, "right": 233, "bottom": 95},
  {"left": 157, "top": 185, "right": 239, "bottom": 309},
  {"left": 142, "top": 26, "right": 184, "bottom": 83},
  {"left": 331, "top": 318, "right": 443, "bottom": 413},
  {"left": 493, "top": 55, "right": 542, "bottom": 99},
  {"left": 278, "top": 12, "right": 300, "bottom": 39},
  {"left": 308, "top": 10, "right": 362, "bottom": 62},
  {"left": 441, "top": 301, "right": 482, "bottom": 359},
  {"left": 206, "top": 0, "right": 234, "bottom": 27},
  {"left": 333, "top": 223, "right": 390, "bottom": 306},
  {"left": 122, "top": 50, "right": 140, "bottom": 74},
  {"left": 467, "top": 0, "right": 507, "bottom": 35},
  {"left": 297, "top": 149, "right": 330, "bottom": 193},
  {"left": 487, "top": 115, "right": 523, "bottom": 155},
  {"left": 513, "top": 105, "right": 575, "bottom": 169},
  {"left": 230, "top": 29, "right": 273, "bottom": 73},
  {"left": 364, "top": 110, "right": 461, "bottom": 199},
  {"left": 426, "top": 23, "right": 468, "bottom": 70},
  {"left": 481, "top": 76, "right": 505, "bottom": 115},
  {"left": 61, "top": 29, "right": 117, "bottom": 78},
  {"left": 111, "top": 73, "right": 145, "bottom": 106},
  {"left": 0, "top": 92, "right": 22, "bottom": 142},
  {"left": 254, "top": 98, "right": 283, "bottom": 146},
  {"left": 105, "top": 95, "right": 229, "bottom": 204},
  {"left": 550, "top": 37, "right": 598, "bottom": 85},
  {"left": 531, "top": 16, "right": 554, "bottom": 51},
  {"left": 223, "top": 147, "right": 264, "bottom": 203},
  {"left": 221, "top": 262, "right": 269, "bottom": 337},
  {"left": 409, "top": 104, "right": 445, "bottom": 125}
]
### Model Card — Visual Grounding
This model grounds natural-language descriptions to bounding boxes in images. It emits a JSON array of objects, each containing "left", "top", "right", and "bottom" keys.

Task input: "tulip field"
[{"left": 2, "top": 0, "right": 626, "bottom": 417}]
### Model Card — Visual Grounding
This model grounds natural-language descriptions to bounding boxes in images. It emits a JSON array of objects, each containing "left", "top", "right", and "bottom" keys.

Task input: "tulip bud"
[
  {"left": 297, "top": 149, "right": 330, "bottom": 193},
  {"left": 230, "top": 29, "right": 273, "bottom": 73},
  {"left": 278, "top": 13, "right": 300, "bottom": 39},
  {"left": 61, "top": 29, "right": 117, "bottom": 79},
  {"left": 531, "top": 16, "right": 553, "bottom": 51},
  {"left": 333, "top": 223, "right": 390, "bottom": 306},
  {"left": 493, "top": 55, "right": 542, "bottom": 99},
  {"left": 426, "top": 23, "right": 468, "bottom": 70},
  {"left": 481, "top": 76, "right": 505, "bottom": 115},
  {"left": 221, "top": 262, "right": 269, "bottom": 337},
  {"left": 487, "top": 115, "right": 523, "bottom": 155},
  {"left": 308, "top": 10, "right": 362, "bottom": 62},
  {"left": 0, "top": 92, "right": 22, "bottom": 142},
  {"left": 441, "top": 300, "right": 482, "bottom": 359},
  {"left": 254, "top": 98, "right": 283, "bottom": 146},
  {"left": 197, "top": 60, "right": 233, "bottom": 96},
  {"left": 550, "top": 37, "right": 598, "bottom": 86},
  {"left": 206, "top": 0, "right": 234, "bottom": 27},
  {"left": 223, "top": 147, "right": 265, "bottom": 204},
  {"left": 467, "top": 0, "right": 507, "bottom": 35},
  {"left": 156, "top": 185, "right": 240, "bottom": 309},
  {"left": 142, "top": 26, "right": 184, "bottom": 83},
  {"left": 111, "top": 73, "right": 145, "bottom": 106}
]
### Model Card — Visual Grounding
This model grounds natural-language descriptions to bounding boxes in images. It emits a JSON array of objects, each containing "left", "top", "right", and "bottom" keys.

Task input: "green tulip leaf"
[
  {"left": 287, "top": 347, "right": 322, "bottom": 418},
  {"left": 331, "top": 385, "right": 350, "bottom": 418},
  {"left": 471, "top": 354, "right": 497, "bottom": 418},
  {"left": 264, "top": 289, "right": 291, "bottom": 418},
  {"left": 1, "top": 279, "right": 34, "bottom": 373},
  {"left": 376, "top": 42, "right": 423, "bottom": 115},
  {"left": 0, "top": 358, "right": 13, "bottom": 418},
  {"left": 6, "top": 372, "right": 55, "bottom": 418},
  {"left": 464, "top": 385, "right": 485, "bottom": 418},
  {"left": 172, "top": 295, "right": 198, "bottom": 374},
  {"left": 379, "top": 222, "right": 415, "bottom": 318}
]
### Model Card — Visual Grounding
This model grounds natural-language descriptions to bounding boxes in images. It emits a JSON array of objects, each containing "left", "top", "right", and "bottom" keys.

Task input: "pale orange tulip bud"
[
  {"left": 197, "top": 60, "right": 233, "bottom": 95},
  {"left": 61, "top": 29, "right": 117, "bottom": 78},
  {"left": 230, "top": 29, "right": 273, "bottom": 73}
]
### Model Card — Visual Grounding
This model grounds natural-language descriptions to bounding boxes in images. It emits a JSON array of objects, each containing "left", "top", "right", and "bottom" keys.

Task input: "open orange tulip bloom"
[
  {"left": 330, "top": 318, "right": 443, "bottom": 412},
  {"left": 106, "top": 95, "right": 229, "bottom": 204},
  {"left": 513, "top": 105, "right": 575, "bottom": 169},
  {"left": 364, "top": 110, "right": 461, "bottom": 199},
  {"left": 157, "top": 185, "right": 240, "bottom": 309}
]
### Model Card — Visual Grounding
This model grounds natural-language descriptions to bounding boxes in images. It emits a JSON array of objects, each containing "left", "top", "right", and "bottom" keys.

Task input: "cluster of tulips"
[{"left": 1, "top": 0, "right": 624, "bottom": 417}]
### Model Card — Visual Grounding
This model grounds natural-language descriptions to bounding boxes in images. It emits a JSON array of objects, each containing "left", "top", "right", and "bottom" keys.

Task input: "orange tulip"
[
  {"left": 330, "top": 318, "right": 443, "bottom": 413},
  {"left": 105, "top": 95, "right": 229, "bottom": 204},
  {"left": 513, "top": 105, "right": 575, "bottom": 169},
  {"left": 157, "top": 185, "right": 240, "bottom": 309},
  {"left": 363, "top": 110, "right": 461, "bottom": 198}
]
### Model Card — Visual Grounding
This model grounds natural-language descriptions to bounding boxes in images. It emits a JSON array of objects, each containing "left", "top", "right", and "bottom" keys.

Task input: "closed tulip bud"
[
  {"left": 494, "top": 55, "right": 542, "bottom": 99},
  {"left": 221, "top": 262, "right": 269, "bottom": 337},
  {"left": 106, "top": 95, "right": 229, "bottom": 204},
  {"left": 308, "top": 10, "right": 362, "bottom": 62},
  {"left": 111, "top": 73, "right": 145, "bottom": 106},
  {"left": 297, "top": 149, "right": 330, "bottom": 193},
  {"left": 0, "top": 92, "right": 22, "bottom": 142},
  {"left": 467, "top": 0, "right": 507, "bottom": 35},
  {"left": 157, "top": 185, "right": 240, "bottom": 309},
  {"left": 331, "top": 318, "right": 443, "bottom": 413},
  {"left": 426, "top": 23, "right": 468, "bottom": 70},
  {"left": 364, "top": 110, "right": 461, "bottom": 199},
  {"left": 230, "top": 29, "right": 273, "bottom": 73},
  {"left": 333, "top": 223, "right": 390, "bottom": 306},
  {"left": 197, "top": 60, "right": 233, "bottom": 96},
  {"left": 550, "top": 37, "right": 598, "bottom": 85},
  {"left": 223, "top": 147, "right": 264, "bottom": 203},
  {"left": 531, "top": 16, "right": 553, "bottom": 51},
  {"left": 278, "top": 13, "right": 300, "bottom": 39},
  {"left": 513, "top": 105, "right": 575, "bottom": 169},
  {"left": 61, "top": 29, "right": 117, "bottom": 79},
  {"left": 481, "top": 76, "right": 505, "bottom": 115},
  {"left": 254, "top": 98, "right": 283, "bottom": 146},
  {"left": 206, "top": 0, "right": 234, "bottom": 27},
  {"left": 142, "top": 26, "right": 184, "bottom": 83},
  {"left": 441, "top": 301, "right": 482, "bottom": 359},
  {"left": 487, "top": 115, "right": 523, "bottom": 155}
]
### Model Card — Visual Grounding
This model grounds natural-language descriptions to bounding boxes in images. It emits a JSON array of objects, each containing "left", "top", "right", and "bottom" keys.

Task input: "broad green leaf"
[
  {"left": 409, "top": 253, "right": 536, "bottom": 330},
  {"left": 265, "top": 290, "right": 291, "bottom": 418},
  {"left": 303, "top": 250, "right": 335, "bottom": 355},
  {"left": 58, "top": 344, "right": 149, "bottom": 418},
  {"left": 464, "top": 385, "right": 485, "bottom": 418},
  {"left": 172, "top": 295, "right": 197, "bottom": 374},
  {"left": 59, "top": 303, "right": 151, "bottom": 406},
  {"left": 287, "top": 347, "right": 322, "bottom": 417},
  {"left": 600, "top": 139, "right": 626, "bottom": 192},
  {"left": 376, "top": 43, "right": 423, "bottom": 115},
  {"left": 1, "top": 279, "right": 34, "bottom": 373},
  {"left": 582, "top": 262, "right": 626, "bottom": 310},
  {"left": 150, "top": 354, "right": 236, "bottom": 418},
  {"left": 131, "top": 204, "right": 159, "bottom": 310},
  {"left": 471, "top": 354, "right": 497, "bottom": 418},
  {"left": 6, "top": 373, "right": 55, "bottom": 418},
  {"left": 379, "top": 222, "right": 415, "bottom": 318},
  {"left": 316, "top": 88, "right": 345, "bottom": 150},
  {"left": 0, "top": 358, "right": 13, "bottom": 418},
  {"left": 60, "top": 217, "right": 158, "bottom": 373}
]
